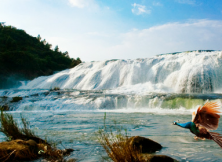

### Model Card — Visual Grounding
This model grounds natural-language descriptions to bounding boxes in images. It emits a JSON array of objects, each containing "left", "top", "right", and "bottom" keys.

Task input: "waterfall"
[{"left": 20, "top": 51, "right": 222, "bottom": 94}]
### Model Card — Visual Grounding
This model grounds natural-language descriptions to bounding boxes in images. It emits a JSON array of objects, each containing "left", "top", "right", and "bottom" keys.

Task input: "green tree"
[
  {"left": 54, "top": 45, "right": 59, "bottom": 52},
  {"left": 37, "top": 34, "right": 41, "bottom": 41}
]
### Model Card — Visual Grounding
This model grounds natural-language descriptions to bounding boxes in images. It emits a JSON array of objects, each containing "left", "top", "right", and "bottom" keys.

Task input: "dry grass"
[
  {"left": 97, "top": 113, "right": 148, "bottom": 162},
  {"left": 0, "top": 109, "right": 47, "bottom": 144}
]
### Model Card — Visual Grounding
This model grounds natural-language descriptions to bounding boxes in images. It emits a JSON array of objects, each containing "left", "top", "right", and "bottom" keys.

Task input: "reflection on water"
[{"left": 1, "top": 111, "right": 222, "bottom": 162}]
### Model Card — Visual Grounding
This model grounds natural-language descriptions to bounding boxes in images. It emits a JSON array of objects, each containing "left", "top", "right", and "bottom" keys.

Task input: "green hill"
[{"left": 0, "top": 23, "right": 81, "bottom": 89}]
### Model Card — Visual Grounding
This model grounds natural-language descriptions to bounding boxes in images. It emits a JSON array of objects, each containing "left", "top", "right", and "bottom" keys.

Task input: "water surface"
[{"left": 1, "top": 110, "right": 221, "bottom": 162}]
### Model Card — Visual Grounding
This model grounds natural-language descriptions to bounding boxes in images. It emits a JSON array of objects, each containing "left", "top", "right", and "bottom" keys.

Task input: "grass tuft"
[
  {"left": 97, "top": 113, "right": 147, "bottom": 162},
  {"left": 0, "top": 109, "right": 45, "bottom": 144}
]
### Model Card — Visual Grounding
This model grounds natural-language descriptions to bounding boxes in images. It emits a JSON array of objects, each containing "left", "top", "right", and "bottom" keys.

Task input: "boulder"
[
  {"left": 144, "top": 155, "right": 178, "bottom": 162},
  {"left": 11, "top": 96, "right": 23, "bottom": 102},
  {"left": 127, "top": 136, "right": 162, "bottom": 153},
  {"left": 0, "top": 139, "right": 40, "bottom": 161}
]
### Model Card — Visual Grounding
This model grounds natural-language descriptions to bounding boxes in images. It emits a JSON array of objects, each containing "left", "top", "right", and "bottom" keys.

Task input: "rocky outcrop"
[
  {"left": 11, "top": 96, "right": 23, "bottom": 102},
  {"left": 125, "top": 136, "right": 178, "bottom": 162},
  {"left": 144, "top": 154, "right": 178, "bottom": 162},
  {"left": 0, "top": 139, "right": 74, "bottom": 162},
  {"left": 0, "top": 139, "right": 40, "bottom": 161}
]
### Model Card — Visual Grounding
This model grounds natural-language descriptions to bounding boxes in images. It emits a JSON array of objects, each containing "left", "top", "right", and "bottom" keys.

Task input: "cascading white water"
[{"left": 20, "top": 51, "right": 222, "bottom": 94}]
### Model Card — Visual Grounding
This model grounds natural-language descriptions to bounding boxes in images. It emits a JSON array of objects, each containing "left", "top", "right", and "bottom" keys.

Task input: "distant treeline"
[{"left": 0, "top": 23, "right": 82, "bottom": 88}]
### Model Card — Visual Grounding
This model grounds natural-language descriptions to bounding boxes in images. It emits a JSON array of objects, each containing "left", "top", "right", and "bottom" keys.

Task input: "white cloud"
[
  {"left": 68, "top": 0, "right": 95, "bottom": 8},
  {"left": 105, "top": 19, "right": 222, "bottom": 60},
  {"left": 175, "top": 0, "right": 196, "bottom": 5},
  {"left": 53, "top": 19, "right": 222, "bottom": 62},
  {"left": 131, "top": 3, "right": 151, "bottom": 15}
]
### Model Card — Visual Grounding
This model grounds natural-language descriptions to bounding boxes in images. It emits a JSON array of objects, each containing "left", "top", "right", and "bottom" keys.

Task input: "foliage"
[
  {"left": 0, "top": 24, "right": 82, "bottom": 88},
  {"left": 97, "top": 113, "right": 147, "bottom": 162}
]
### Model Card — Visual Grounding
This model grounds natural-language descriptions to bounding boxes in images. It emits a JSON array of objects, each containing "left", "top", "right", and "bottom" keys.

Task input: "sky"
[{"left": 1, "top": 0, "right": 222, "bottom": 62}]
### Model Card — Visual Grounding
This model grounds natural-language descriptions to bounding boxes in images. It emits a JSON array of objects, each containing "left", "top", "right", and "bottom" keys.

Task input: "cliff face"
[{"left": 0, "top": 24, "right": 81, "bottom": 89}]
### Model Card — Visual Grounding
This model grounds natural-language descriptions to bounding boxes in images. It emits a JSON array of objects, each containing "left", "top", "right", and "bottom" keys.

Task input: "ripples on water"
[{"left": 0, "top": 111, "right": 222, "bottom": 162}]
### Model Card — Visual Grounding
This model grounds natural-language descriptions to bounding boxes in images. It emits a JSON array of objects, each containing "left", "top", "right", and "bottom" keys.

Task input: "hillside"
[{"left": 0, "top": 23, "right": 81, "bottom": 88}]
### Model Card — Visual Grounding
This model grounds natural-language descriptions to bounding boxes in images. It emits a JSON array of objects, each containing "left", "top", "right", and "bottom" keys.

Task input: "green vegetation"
[{"left": 0, "top": 23, "right": 82, "bottom": 88}]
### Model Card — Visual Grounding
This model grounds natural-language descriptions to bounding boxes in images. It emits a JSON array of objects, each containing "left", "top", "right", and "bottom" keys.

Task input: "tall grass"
[
  {"left": 97, "top": 113, "right": 147, "bottom": 162},
  {"left": 0, "top": 109, "right": 46, "bottom": 144}
]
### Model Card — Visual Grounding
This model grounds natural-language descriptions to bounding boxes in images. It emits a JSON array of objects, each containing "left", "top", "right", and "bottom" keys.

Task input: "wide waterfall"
[
  {"left": 0, "top": 50, "right": 218, "bottom": 111},
  {"left": 20, "top": 50, "right": 222, "bottom": 94}
]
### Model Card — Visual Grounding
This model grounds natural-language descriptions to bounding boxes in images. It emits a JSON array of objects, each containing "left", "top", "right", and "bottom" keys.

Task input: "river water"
[{"left": 0, "top": 89, "right": 222, "bottom": 162}]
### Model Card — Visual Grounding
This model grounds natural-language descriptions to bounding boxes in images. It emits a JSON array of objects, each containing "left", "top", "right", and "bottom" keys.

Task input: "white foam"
[
  {"left": 96, "top": 107, "right": 196, "bottom": 115},
  {"left": 19, "top": 51, "right": 222, "bottom": 94}
]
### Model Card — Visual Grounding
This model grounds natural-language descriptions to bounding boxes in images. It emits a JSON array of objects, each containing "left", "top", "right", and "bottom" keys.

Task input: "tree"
[
  {"left": 41, "top": 39, "right": 46, "bottom": 45},
  {"left": 63, "top": 51, "right": 69, "bottom": 57},
  {"left": 37, "top": 34, "right": 41, "bottom": 41},
  {"left": 0, "top": 22, "right": 5, "bottom": 27},
  {"left": 54, "top": 45, "right": 59, "bottom": 52},
  {"left": 45, "top": 43, "right": 52, "bottom": 49}
]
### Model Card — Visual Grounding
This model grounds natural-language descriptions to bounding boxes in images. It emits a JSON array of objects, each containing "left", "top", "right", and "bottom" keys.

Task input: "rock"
[
  {"left": 0, "top": 139, "right": 40, "bottom": 161},
  {"left": 66, "top": 158, "right": 77, "bottom": 162},
  {"left": 127, "top": 136, "right": 162, "bottom": 153},
  {"left": 62, "top": 148, "right": 74, "bottom": 156},
  {"left": 11, "top": 96, "right": 23, "bottom": 102},
  {"left": 144, "top": 154, "right": 178, "bottom": 162},
  {"left": 111, "top": 136, "right": 177, "bottom": 162}
]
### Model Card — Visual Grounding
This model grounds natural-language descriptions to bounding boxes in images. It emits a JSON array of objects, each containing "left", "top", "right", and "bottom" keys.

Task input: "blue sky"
[{"left": 1, "top": 0, "right": 222, "bottom": 62}]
